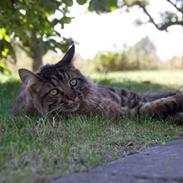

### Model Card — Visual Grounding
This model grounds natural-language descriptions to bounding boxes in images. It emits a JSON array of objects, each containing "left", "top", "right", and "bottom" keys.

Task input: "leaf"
[
  {"left": 62, "top": 0, "right": 73, "bottom": 6},
  {"left": 0, "top": 0, "right": 75, "bottom": 70},
  {"left": 76, "top": 0, "right": 87, "bottom": 5},
  {"left": 89, "top": 0, "right": 118, "bottom": 13},
  {"left": 134, "top": 18, "right": 143, "bottom": 26},
  {"left": 0, "top": 60, "right": 10, "bottom": 75},
  {"left": 0, "top": 28, "right": 10, "bottom": 41},
  {"left": 60, "top": 16, "right": 72, "bottom": 24}
]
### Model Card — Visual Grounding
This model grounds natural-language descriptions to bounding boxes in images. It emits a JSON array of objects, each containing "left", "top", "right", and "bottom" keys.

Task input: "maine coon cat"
[{"left": 13, "top": 45, "right": 183, "bottom": 120}]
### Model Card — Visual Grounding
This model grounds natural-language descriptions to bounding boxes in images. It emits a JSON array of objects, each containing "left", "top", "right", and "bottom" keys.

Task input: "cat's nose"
[
  {"left": 67, "top": 96, "right": 79, "bottom": 104},
  {"left": 68, "top": 100, "right": 73, "bottom": 104},
  {"left": 65, "top": 93, "right": 77, "bottom": 100},
  {"left": 74, "top": 96, "right": 79, "bottom": 102}
]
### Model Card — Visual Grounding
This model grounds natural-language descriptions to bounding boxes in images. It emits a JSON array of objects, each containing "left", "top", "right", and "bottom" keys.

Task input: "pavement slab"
[{"left": 50, "top": 139, "right": 183, "bottom": 183}]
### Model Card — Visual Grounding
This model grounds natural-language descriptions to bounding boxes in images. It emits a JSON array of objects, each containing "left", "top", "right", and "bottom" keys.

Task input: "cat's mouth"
[
  {"left": 50, "top": 101, "right": 81, "bottom": 114},
  {"left": 61, "top": 102, "right": 81, "bottom": 112}
]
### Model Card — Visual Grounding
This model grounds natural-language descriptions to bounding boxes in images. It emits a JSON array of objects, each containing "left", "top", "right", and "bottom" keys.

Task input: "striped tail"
[{"left": 134, "top": 93, "right": 183, "bottom": 118}]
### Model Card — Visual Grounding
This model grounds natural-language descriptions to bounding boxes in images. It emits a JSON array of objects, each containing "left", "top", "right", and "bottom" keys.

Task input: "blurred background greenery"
[{"left": 0, "top": 0, "right": 182, "bottom": 75}]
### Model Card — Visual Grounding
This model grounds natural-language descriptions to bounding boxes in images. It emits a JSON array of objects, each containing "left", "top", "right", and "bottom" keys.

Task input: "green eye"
[
  {"left": 70, "top": 79, "right": 78, "bottom": 86},
  {"left": 49, "top": 89, "right": 59, "bottom": 96}
]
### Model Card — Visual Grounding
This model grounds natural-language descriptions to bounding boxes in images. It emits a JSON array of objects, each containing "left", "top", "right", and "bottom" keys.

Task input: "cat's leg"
[
  {"left": 12, "top": 85, "right": 38, "bottom": 115},
  {"left": 131, "top": 93, "right": 183, "bottom": 119},
  {"left": 167, "top": 112, "right": 183, "bottom": 123},
  {"left": 94, "top": 98, "right": 127, "bottom": 118}
]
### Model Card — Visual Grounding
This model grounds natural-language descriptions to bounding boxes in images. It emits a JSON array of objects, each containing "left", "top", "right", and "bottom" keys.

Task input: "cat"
[{"left": 12, "top": 45, "right": 183, "bottom": 120}]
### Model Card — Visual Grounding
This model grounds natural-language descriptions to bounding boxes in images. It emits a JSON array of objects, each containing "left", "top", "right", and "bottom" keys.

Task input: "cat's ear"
[
  {"left": 56, "top": 44, "right": 75, "bottom": 66},
  {"left": 18, "top": 69, "right": 43, "bottom": 92}
]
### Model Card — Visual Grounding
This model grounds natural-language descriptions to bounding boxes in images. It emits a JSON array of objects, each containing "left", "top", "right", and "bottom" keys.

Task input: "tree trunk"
[{"left": 32, "top": 44, "right": 43, "bottom": 72}]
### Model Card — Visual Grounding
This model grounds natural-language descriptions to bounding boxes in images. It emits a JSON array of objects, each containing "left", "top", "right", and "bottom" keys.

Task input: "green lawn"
[{"left": 0, "top": 70, "right": 183, "bottom": 183}]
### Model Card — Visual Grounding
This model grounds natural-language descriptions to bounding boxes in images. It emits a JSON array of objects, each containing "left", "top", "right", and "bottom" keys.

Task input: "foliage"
[
  {"left": 162, "top": 56, "right": 183, "bottom": 69},
  {"left": 127, "top": 37, "right": 159, "bottom": 69},
  {"left": 1, "top": 0, "right": 182, "bottom": 71},
  {"left": 88, "top": 0, "right": 183, "bottom": 31},
  {"left": 94, "top": 37, "right": 159, "bottom": 72},
  {"left": 89, "top": 0, "right": 118, "bottom": 13},
  {"left": 94, "top": 51, "right": 127, "bottom": 72},
  {"left": 0, "top": 60, "right": 9, "bottom": 75},
  {"left": 0, "top": 0, "right": 87, "bottom": 71}
]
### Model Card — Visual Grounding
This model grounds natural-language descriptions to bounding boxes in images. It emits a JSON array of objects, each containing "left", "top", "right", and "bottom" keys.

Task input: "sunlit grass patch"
[
  {"left": 0, "top": 70, "right": 183, "bottom": 183},
  {"left": 92, "top": 70, "right": 183, "bottom": 91}
]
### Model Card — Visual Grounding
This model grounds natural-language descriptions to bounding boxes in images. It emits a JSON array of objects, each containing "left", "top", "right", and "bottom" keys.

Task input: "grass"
[{"left": 0, "top": 70, "right": 183, "bottom": 183}]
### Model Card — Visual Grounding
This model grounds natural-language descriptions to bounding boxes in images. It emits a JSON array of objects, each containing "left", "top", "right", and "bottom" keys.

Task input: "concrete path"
[{"left": 51, "top": 139, "right": 183, "bottom": 183}]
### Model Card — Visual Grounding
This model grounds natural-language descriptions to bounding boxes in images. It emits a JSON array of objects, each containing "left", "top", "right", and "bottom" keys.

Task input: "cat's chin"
[{"left": 61, "top": 102, "right": 81, "bottom": 113}]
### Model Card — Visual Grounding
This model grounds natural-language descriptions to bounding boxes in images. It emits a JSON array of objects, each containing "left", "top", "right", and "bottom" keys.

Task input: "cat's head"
[{"left": 18, "top": 45, "right": 91, "bottom": 115}]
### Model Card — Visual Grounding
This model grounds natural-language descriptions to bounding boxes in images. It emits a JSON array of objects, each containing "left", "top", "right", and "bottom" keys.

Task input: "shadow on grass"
[
  {"left": 0, "top": 81, "right": 21, "bottom": 116},
  {"left": 95, "top": 78, "right": 176, "bottom": 92},
  {"left": 0, "top": 78, "right": 178, "bottom": 116}
]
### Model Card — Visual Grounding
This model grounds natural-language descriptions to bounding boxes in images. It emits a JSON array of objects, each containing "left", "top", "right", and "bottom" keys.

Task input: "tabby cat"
[{"left": 13, "top": 45, "right": 183, "bottom": 120}]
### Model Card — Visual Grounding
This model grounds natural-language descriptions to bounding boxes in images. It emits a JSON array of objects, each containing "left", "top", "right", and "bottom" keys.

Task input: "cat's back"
[{"left": 96, "top": 85, "right": 129, "bottom": 104}]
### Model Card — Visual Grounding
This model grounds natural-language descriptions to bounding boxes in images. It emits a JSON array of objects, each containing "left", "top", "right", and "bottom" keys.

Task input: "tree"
[
  {"left": 93, "top": 36, "right": 159, "bottom": 71},
  {"left": 127, "top": 36, "right": 159, "bottom": 69},
  {"left": 0, "top": 0, "right": 87, "bottom": 71},
  {"left": 1, "top": 0, "right": 182, "bottom": 72},
  {"left": 88, "top": 0, "right": 183, "bottom": 31}
]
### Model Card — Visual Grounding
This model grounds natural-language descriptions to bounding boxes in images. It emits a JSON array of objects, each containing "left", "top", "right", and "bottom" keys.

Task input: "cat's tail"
[
  {"left": 142, "top": 91, "right": 181, "bottom": 102},
  {"left": 132, "top": 92, "right": 183, "bottom": 119}
]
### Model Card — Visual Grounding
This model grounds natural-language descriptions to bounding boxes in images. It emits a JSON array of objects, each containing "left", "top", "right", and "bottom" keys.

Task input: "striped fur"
[{"left": 13, "top": 45, "right": 183, "bottom": 120}]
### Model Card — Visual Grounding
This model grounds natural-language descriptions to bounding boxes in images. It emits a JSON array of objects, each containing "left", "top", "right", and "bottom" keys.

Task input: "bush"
[
  {"left": 0, "top": 60, "right": 9, "bottom": 75},
  {"left": 94, "top": 51, "right": 129, "bottom": 72},
  {"left": 93, "top": 37, "right": 160, "bottom": 72}
]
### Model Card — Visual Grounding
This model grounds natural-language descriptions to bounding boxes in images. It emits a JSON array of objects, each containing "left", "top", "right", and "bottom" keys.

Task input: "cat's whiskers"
[{"left": 42, "top": 103, "right": 65, "bottom": 121}]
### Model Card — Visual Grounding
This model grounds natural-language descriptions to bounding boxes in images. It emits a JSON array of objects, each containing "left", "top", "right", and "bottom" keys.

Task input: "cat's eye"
[
  {"left": 49, "top": 89, "right": 59, "bottom": 96},
  {"left": 70, "top": 79, "right": 78, "bottom": 87}
]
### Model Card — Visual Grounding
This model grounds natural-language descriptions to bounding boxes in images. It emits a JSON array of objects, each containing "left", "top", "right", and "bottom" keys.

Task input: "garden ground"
[{"left": 0, "top": 70, "right": 183, "bottom": 183}]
